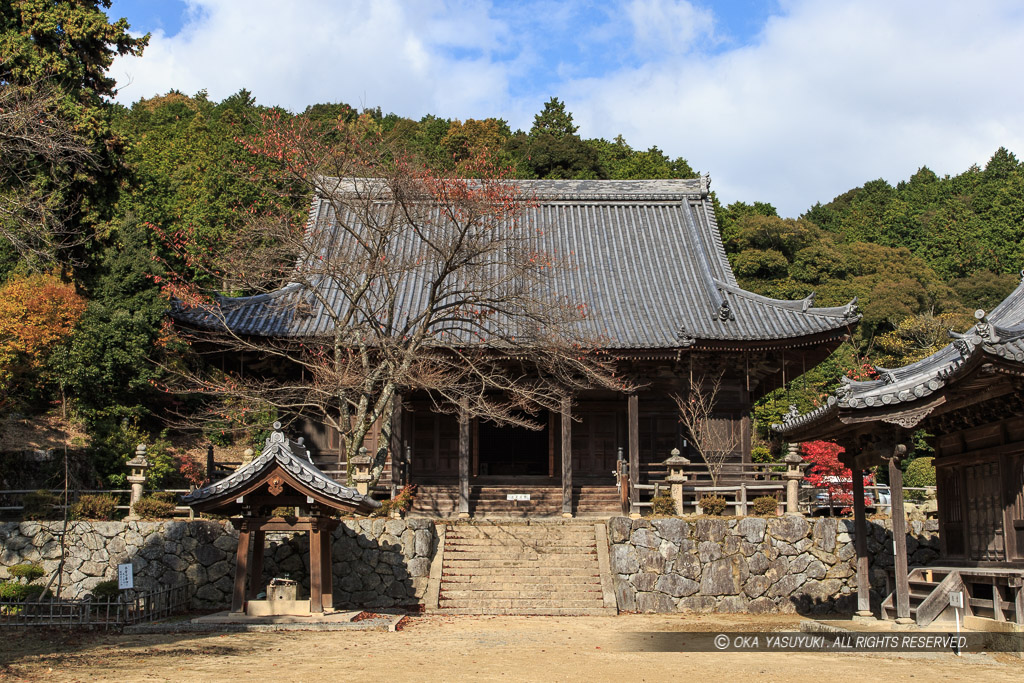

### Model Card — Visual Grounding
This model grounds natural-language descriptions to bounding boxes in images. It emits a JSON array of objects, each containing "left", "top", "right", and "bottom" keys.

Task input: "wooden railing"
[
  {"left": 0, "top": 489, "right": 195, "bottom": 519},
  {"left": 0, "top": 583, "right": 193, "bottom": 629}
]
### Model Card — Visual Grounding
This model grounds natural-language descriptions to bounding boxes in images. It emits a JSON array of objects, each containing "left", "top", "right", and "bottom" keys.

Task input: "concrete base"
[
  {"left": 852, "top": 611, "right": 877, "bottom": 623},
  {"left": 195, "top": 609, "right": 361, "bottom": 625},
  {"left": 246, "top": 599, "right": 312, "bottom": 617}
]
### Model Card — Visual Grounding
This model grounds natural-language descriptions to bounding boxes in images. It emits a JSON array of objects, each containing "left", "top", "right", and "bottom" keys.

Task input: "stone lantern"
[
  {"left": 784, "top": 443, "right": 806, "bottom": 514},
  {"left": 125, "top": 444, "right": 150, "bottom": 520},
  {"left": 663, "top": 447, "right": 690, "bottom": 515},
  {"left": 351, "top": 447, "right": 373, "bottom": 496}
]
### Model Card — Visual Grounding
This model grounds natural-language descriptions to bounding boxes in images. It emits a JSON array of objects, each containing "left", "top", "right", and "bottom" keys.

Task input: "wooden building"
[
  {"left": 175, "top": 179, "right": 858, "bottom": 516},
  {"left": 776, "top": 277, "right": 1024, "bottom": 624}
]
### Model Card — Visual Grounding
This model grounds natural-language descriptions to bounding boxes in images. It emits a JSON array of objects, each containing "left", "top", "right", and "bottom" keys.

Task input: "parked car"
[{"left": 812, "top": 475, "right": 877, "bottom": 515}]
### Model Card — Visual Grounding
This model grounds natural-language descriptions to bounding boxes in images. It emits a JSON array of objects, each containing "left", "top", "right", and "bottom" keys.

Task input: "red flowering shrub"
[{"left": 801, "top": 440, "right": 872, "bottom": 513}]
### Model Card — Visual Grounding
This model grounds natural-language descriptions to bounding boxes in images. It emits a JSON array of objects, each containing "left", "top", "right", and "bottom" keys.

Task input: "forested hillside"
[{"left": 2, "top": 3, "right": 1022, "bottom": 488}]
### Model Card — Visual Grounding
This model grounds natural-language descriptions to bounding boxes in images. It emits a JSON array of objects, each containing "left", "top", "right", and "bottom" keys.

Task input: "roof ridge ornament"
[
  {"left": 716, "top": 299, "right": 734, "bottom": 322},
  {"left": 974, "top": 309, "right": 1000, "bottom": 343},
  {"left": 267, "top": 421, "right": 286, "bottom": 447},
  {"left": 802, "top": 292, "right": 816, "bottom": 313},
  {"left": 843, "top": 297, "right": 859, "bottom": 320},
  {"left": 676, "top": 325, "right": 696, "bottom": 348}
]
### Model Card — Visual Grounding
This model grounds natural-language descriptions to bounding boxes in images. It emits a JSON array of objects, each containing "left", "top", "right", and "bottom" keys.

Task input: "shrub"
[
  {"left": 699, "top": 495, "right": 728, "bottom": 516},
  {"left": 371, "top": 484, "right": 417, "bottom": 518},
  {"left": 132, "top": 492, "right": 177, "bottom": 519},
  {"left": 22, "top": 490, "right": 59, "bottom": 520},
  {"left": 0, "top": 581, "right": 49, "bottom": 601},
  {"left": 72, "top": 494, "right": 119, "bottom": 520},
  {"left": 651, "top": 493, "right": 677, "bottom": 516},
  {"left": 8, "top": 563, "right": 44, "bottom": 582},
  {"left": 90, "top": 579, "right": 120, "bottom": 601},
  {"left": 752, "top": 495, "right": 779, "bottom": 516},
  {"left": 903, "top": 456, "right": 936, "bottom": 501}
]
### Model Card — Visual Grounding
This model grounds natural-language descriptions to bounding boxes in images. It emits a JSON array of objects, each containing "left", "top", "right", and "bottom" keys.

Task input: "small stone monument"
[
  {"left": 784, "top": 443, "right": 806, "bottom": 514},
  {"left": 125, "top": 444, "right": 150, "bottom": 520},
  {"left": 351, "top": 447, "right": 373, "bottom": 496},
  {"left": 663, "top": 448, "right": 691, "bottom": 515}
]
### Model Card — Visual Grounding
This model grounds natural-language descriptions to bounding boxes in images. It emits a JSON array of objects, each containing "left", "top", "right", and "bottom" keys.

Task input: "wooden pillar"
[
  {"left": 320, "top": 525, "right": 333, "bottom": 611},
  {"left": 561, "top": 397, "right": 573, "bottom": 517},
  {"left": 309, "top": 523, "right": 323, "bottom": 613},
  {"left": 628, "top": 394, "right": 639, "bottom": 513},
  {"left": 888, "top": 446, "right": 912, "bottom": 621},
  {"left": 391, "top": 398, "right": 403, "bottom": 487},
  {"left": 851, "top": 468, "right": 873, "bottom": 618},
  {"left": 231, "top": 525, "right": 251, "bottom": 613},
  {"left": 458, "top": 407, "right": 470, "bottom": 518},
  {"left": 247, "top": 529, "right": 266, "bottom": 600}
]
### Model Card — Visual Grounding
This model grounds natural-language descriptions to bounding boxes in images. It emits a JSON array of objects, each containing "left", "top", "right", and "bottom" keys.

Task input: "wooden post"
[
  {"left": 561, "top": 397, "right": 573, "bottom": 518},
  {"left": 888, "top": 446, "right": 912, "bottom": 622},
  {"left": 458, "top": 407, "right": 470, "bottom": 518},
  {"left": 738, "top": 483, "right": 747, "bottom": 516},
  {"left": 321, "top": 526, "right": 333, "bottom": 611},
  {"left": 231, "top": 525, "right": 251, "bottom": 613},
  {"left": 852, "top": 468, "right": 873, "bottom": 618},
  {"left": 628, "top": 394, "right": 639, "bottom": 514},
  {"left": 247, "top": 529, "right": 266, "bottom": 600},
  {"left": 309, "top": 524, "right": 323, "bottom": 613},
  {"left": 391, "top": 398, "right": 403, "bottom": 487}
]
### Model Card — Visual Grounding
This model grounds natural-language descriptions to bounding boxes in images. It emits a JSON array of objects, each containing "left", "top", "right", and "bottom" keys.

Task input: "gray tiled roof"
[
  {"left": 173, "top": 179, "right": 858, "bottom": 348},
  {"left": 181, "top": 426, "right": 379, "bottom": 513},
  {"left": 775, "top": 278, "right": 1024, "bottom": 435}
]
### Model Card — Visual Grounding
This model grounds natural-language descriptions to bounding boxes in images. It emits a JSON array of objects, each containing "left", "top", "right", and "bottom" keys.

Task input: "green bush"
[
  {"left": 132, "top": 492, "right": 177, "bottom": 519},
  {"left": 72, "top": 494, "right": 119, "bottom": 520},
  {"left": 699, "top": 495, "right": 728, "bottom": 516},
  {"left": 90, "top": 579, "right": 121, "bottom": 601},
  {"left": 0, "top": 581, "right": 49, "bottom": 601},
  {"left": 750, "top": 443, "right": 773, "bottom": 464},
  {"left": 752, "top": 495, "right": 779, "bottom": 516},
  {"left": 903, "top": 456, "right": 936, "bottom": 501},
  {"left": 650, "top": 493, "right": 677, "bottom": 516},
  {"left": 8, "top": 563, "right": 44, "bottom": 582},
  {"left": 22, "top": 490, "right": 59, "bottom": 520}
]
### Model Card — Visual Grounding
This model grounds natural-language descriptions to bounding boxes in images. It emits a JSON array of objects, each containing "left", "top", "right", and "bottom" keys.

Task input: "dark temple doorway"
[{"left": 477, "top": 412, "right": 550, "bottom": 477}]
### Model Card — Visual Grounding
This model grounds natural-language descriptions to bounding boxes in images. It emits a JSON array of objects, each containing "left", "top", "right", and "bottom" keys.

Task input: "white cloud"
[
  {"left": 564, "top": 0, "right": 1024, "bottom": 214},
  {"left": 110, "top": 0, "right": 1024, "bottom": 216},
  {"left": 111, "top": 0, "right": 512, "bottom": 120}
]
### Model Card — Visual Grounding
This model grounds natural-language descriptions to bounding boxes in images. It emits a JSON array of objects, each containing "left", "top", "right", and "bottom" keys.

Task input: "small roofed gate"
[{"left": 183, "top": 423, "right": 379, "bottom": 614}]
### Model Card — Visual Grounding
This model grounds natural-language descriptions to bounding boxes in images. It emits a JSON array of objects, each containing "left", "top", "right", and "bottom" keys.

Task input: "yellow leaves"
[{"left": 0, "top": 273, "right": 87, "bottom": 377}]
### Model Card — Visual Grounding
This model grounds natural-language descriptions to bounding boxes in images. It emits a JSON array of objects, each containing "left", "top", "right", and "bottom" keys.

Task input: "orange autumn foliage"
[{"left": 0, "top": 274, "right": 87, "bottom": 388}]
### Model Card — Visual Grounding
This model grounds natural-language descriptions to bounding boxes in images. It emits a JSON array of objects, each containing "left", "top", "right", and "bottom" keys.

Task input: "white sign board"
[
  {"left": 117, "top": 563, "right": 134, "bottom": 590},
  {"left": 506, "top": 493, "right": 531, "bottom": 501}
]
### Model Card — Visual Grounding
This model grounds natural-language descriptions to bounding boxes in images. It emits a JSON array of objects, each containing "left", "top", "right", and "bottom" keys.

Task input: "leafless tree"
[
  {"left": 162, "top": 113, "right": 628, "bottom": 485},
  {"left": 0, "top": 82, "right": 96, "bottom": 269},
  {"left": 672, "top": 371, "right": 741, "bottom": 488}
]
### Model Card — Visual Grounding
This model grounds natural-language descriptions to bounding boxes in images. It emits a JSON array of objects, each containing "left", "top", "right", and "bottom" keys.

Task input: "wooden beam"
[
  {"left": 561, "top": 397, "right": 573, "bottom": 517},
  {"left": 851, "top": 471, "right": 872, "bottom": 616},
  {"left": 889, "top": 449, "right": 912, "bottom": 621},
  {"left": 310, "top": 525, "right": 323, "bottom": 613},
  {"left": 247, "top": 530, "right": 265, "bottom": 600},
  {"left": 231, "top": 526, "right": 251, "bottom": 613},
  {"left": 628, "top": 394, "right": 639, "bottom": 512},
  {"left": 458, "top": 407, "right": 470, "bottom": 518},
  {"left": 321, "top": 527, "right": 333, "bottom": 611}
]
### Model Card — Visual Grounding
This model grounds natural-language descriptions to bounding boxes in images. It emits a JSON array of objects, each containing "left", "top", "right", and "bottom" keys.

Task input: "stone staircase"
[
  {"left": 412, "top": 485, "right": 620, "bottom": 517},
  {"left": 432, "top": 521, "right": 617, "bottom": 615}
]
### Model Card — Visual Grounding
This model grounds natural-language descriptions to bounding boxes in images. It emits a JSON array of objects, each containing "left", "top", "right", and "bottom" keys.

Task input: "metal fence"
[{"left": 0, "top": 583, "right": 193, "bottom": 629}]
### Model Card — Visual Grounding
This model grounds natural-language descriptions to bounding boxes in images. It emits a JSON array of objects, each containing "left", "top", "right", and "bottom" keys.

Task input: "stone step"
[
  {"left": 439, "top": 588, "right": 603, "bottom": 600},
  {"left": 444, "top": 549, "right": 596, "bottom": 558},
  {"left": 437, "top": 598, "right": 607, "bottom": 609},
  {"left": 441, "top": 574, "right": 600, "bottom": 585},
  {"left": 441, "top": 567, "right": 599, "bottom": 578},
  {"left": 443, "top": 557, "right": 595, "bottom": 569},
  {"left": 432, "top": 606, "right": 616, "bottom": 616}
]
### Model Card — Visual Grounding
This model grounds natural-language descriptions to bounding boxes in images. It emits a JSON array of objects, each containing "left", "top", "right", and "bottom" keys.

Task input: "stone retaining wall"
[
  {"left": 607, "top": 515, "right": 939, "bottom": 614},
  {"left": 0, "top": 519, "right": 437, "bottom": 609}
]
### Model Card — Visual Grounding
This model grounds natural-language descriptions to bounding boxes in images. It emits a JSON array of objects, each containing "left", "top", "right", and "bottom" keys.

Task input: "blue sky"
[{"left": 105, "top": 1, "right": 1024, "bottom": 217}]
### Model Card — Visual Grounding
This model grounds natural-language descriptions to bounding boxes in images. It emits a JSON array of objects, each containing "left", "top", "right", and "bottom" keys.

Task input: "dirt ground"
[{"left": 0, "top": 613, "right": 1017, "bottom": 682}]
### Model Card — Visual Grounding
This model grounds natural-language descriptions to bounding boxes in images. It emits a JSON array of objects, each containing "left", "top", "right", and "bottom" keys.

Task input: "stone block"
[
  {"left": 746, "top": 597, "right": 777, "bottom": 614},
  {"left": 812, "top": 519, "right": 837, "bottom": 552},
  {"left": 694, "top": 518, "right": 728, "bottom": 543},
  {"left": 700, "top": 557, "right": 742, "bottom": 596},
  {"left": 651, "top": 518, "right": 688, "bottom": 545},
  {"left": 716, "top": 596, "right": 748, "bottom": 613},
  {"left": 672, "top": 550, "right": 701, "bottom": 580},
  {"left": 407, "top": 557, "right": 431, "bottom": 577},
  {"left": 767, "top": 572, "right": 805, "bottom": 598},
  {"left": 655, "top": 574, "right": 699, "bottom": 598},
  {"left": 790, "top": 553, "right": 811, "bottom": 574},
  {"left": 610, "top": 544, "right": 639, "bottom": 574},
  {"left": 747, "top": 551, "right": 770, "bottom": 575},
  {"left": 743, "top": 574, "right": 771, "bottom": 599},
  {"left": 768, "top": 515, "right": 809, "bottom": 544},
  {"left": 162, "top": 553, "right": 188, "bottom": 573},
  {"left": 636, "top": 592, "right": 675, "bottom": 613},
  {"left": 614, "top": 580, "right": 636, "bottom": 612},
  {"left": 195, "top": 544, "right": 226, "bottom": 567},
  {"left": 697, "top": 541, "right": 722, "bottom": 564},
  {"left": 633, "top": 571, "right": 659, "bottom": 592},
  {"left": 676, "top": 595, "right": 716, "bottom": 612},
  {"left": 631, "top": 528, "right": 660, "bottom": 549},
  {"left": 736, "top": 517, "right": 767, "bottom": 544},
  {"left": 637, "top": 548, "right": 666, "bottom": 573}
]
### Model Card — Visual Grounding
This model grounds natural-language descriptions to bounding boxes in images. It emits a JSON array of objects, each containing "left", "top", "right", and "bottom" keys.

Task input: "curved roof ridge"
[{"left": 715, "top": 282, "right": 860, "bottom": 320}]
